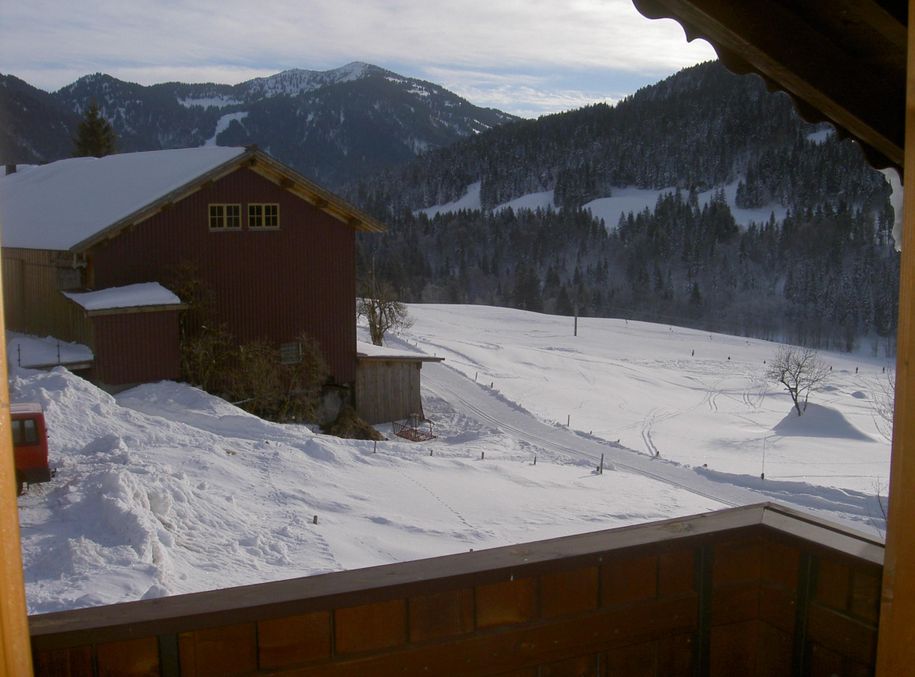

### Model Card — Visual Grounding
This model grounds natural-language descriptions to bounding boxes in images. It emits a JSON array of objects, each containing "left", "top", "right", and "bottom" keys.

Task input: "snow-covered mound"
[
  {"left": 773, "top": 404, "right": 874, "bottom": 441},
  {"left": 13, "top": 360, "right": 718, "bottom": 614}
]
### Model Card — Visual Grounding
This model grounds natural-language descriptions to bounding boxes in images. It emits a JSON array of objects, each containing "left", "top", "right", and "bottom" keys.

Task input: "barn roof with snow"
[{"left": 0, "top": 146, "right": 384, "bottom": 252}]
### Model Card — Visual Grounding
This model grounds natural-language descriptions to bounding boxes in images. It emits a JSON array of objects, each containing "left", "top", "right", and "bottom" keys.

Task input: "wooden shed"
[
  {"left": 0, "top": 146, "right": 385, "bottom": 387},
  {"left": 355, "top": 341, "right": 444, "bottom": 425},
  {"left": 62, "top": 283, "right": 185, "bottom": 387}
]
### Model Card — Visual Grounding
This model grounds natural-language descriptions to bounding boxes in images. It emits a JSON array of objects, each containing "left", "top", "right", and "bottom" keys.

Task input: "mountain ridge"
[{"left": 0, "top": 63, "right": 519, "bottom": 189}]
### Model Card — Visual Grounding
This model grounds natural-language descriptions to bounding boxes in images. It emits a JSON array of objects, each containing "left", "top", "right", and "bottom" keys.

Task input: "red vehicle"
[{"left": 10, "top": 403, "right": 51, "bottom": 496}]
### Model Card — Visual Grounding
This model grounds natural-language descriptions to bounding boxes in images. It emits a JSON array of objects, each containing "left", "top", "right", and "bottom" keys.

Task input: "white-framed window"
[
  {"left": 209, "top": 203, "right": 242, "bottom": 230},
  {"left": 249, "top": 203, "right": 280, "bottom": 229}
]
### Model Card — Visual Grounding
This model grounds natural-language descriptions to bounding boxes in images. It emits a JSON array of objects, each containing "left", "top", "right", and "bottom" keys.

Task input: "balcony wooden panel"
[
  {"left": 256, "top": 611, "right": 331, "bottom": 669},
  {"left": 539, "top": 652, "right": 602, "bottom": 676},
  {"left": 600, "top": 552, "right": 658, "bottom": 607},
  {"left": 709, "top": 619, "right": 759, "bottom": 675},
  {"left": 407, "top": 587, "right": 474, "bottom": 642},
  {"left": 177, "top": 623, "right": 257, "bottom": 676},
  {"left": 333, "top": 598, "right": 406, "bottom": 654},
  {"left": 807, "top": 603, "right": 879, "bottom": 667},
  {"left": 658, "top": 548, "right": 695, "bottom": 596},
  {"left": 762, "top": 538, "right": 800, "bottom": 588},
  {"left": 475, "top": 577, "right": 537, "bottom": 629},
  {"left": 32, "top": 645, "right": 93, "bottom": 676},
  {"left": 96, "top": 636, "right": 159, "bottom": 676},
  {"left": 540, "top": 566, "right": 599, "bottom": 619},
  {"left": 26, "top": 503, "right": 884, "bottom": 676}
]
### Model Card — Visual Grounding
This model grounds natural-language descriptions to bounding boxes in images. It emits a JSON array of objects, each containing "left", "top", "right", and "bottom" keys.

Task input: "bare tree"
[
  {"left": 357, "top": 274, "right": 412, "bottom": 346},
  {"left": 872, "top": 369, "right": 896, "bottom": 442},
  {"left": 766, "top": 346, "right": 830, "bottom": 416}
]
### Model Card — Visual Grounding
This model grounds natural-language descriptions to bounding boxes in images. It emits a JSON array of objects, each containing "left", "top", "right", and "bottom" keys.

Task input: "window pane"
[
  {"left": 11, "top": 420, "right": 22, "bottom": 446},
  {"left": 23, "top": 419, "right": 38, "bottom": 444},
  {"left": 249, "top": 204, "right": 263, "bottom": 228},
  {"left": 265, "top": 204, "right": 279, "bottom": 227},
  {"left": 226, "top": 204, "right": 241, "bottom": 229},
  {"left": 209, "top": 204, "right": 225, "bottom": 229}
]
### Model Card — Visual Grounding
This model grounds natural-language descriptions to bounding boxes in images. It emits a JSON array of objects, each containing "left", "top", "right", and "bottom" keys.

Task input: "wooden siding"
[
  {"left": 355, "top": 359, "right": 424, "bottom": 424},
  {"left": 87, "top": 167, "right": 357, "bottom": 384},
  {"left": 29, "top": 504, "right": 883, "bottom": 676},
  {"left": 1, "top": 248, "right": 90, "bottom": 344},
  {"left": 89, "top": 310, "right": 181, "bottom": 386}
]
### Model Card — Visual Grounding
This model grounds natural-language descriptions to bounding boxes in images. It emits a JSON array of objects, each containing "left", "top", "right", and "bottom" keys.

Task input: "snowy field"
[
  {"left": 12, "top": 305, "right": 892, "bottom": 613},
  {"left": 416, "top": 179, "right": 790, "bottom": 229}
]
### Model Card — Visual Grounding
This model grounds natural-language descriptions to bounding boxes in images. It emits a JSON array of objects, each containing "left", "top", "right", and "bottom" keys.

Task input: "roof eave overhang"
[
  {"left": 631, "top": 0, "right": 906, "bottom": 172},
  {"left": 356, "top": 354, "right": 446, "bottom": 363}
]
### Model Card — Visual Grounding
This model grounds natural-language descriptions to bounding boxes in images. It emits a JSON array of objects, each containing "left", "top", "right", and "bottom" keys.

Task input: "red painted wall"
[
  {"left": 89, "top": 168, "right": 357, "bottom": 383},
  {"left": 91, "top": 311, "right": 181, "bottom": 385}
]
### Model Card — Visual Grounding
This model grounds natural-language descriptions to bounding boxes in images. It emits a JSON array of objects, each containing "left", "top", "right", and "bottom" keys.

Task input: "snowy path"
[
  {"left": 423, "top": 362, "right": 886, "bottom": 533},
  {"left": 424, "top": 363, "right": 759, "bottom": 507}
]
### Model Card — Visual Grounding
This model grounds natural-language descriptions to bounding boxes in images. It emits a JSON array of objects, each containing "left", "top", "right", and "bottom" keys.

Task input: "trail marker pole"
[{"left": 599, "top": 453, "right": 604, "bottom": 475}]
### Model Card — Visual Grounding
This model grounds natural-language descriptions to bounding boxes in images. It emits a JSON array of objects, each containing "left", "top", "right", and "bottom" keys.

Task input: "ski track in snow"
[{"left": 423, "top": 363, "right": 751, "bottom": 509}]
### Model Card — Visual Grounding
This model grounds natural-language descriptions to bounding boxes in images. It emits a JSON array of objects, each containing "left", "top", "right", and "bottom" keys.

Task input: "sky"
[{"left": 0, "top": 0, "right": 716, "bottom": 118}]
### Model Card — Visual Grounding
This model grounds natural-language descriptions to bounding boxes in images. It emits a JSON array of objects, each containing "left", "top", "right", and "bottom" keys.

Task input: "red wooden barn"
[{"left": 0, "top": 146, "right": 384, "bottom": 388}]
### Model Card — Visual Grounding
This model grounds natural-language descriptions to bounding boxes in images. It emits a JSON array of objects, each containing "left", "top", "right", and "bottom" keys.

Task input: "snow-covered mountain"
[
  {"left": 241, "top": 62, "right": 374, "bottom": 99},
  {"left": 0, "top": 64, "right": 518, "bottom": 189}
]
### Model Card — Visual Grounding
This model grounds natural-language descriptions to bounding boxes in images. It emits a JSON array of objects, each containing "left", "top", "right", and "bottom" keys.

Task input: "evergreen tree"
[{"left": 73, "top": 101, "right": 117, "bottom": 157}]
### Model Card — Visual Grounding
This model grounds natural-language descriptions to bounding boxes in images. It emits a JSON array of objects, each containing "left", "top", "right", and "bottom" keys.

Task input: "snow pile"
[{"left": 14, "top": 352, "right": 716, "bottom": 613}]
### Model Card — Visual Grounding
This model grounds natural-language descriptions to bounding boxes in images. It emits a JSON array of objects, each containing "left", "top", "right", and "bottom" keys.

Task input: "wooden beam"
[
  {"left": 633, "top": 0, "right": 905, "bottom": 166},
  {"left": 0, "top": 259, "right": 34, "bottom": 674},
  {"left": 876, "top": 2, "right": 915, "bottom": 671}
]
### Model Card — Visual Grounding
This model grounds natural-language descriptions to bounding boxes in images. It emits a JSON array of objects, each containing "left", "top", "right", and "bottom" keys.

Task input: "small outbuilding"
[
  {"left": 355, "top": 341, "right": 444, "bottom": 425},
  {"left": 61, "top": 283, "right": 185, "bottom": 386}
]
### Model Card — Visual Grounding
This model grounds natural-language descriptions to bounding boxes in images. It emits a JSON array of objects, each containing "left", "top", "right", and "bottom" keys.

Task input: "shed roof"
[
  {"left": 0, "top": 146, "right": 385, "bottom": 252},
  {"left": 356, "top": 340, "right": 445, "bottom": 363},
  {"left": 62, "top": 282, "right": 182, "bottom": 312}
]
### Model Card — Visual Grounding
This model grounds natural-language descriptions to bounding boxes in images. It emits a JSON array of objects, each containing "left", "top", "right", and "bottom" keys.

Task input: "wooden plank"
[
  {"left": 0, "top": 259, "right": 33, "bottom": 676},
  {"left": 274, "top": 595, "right": 698, "bottom": 677},
  {"left": 876, "top": 3, "right": 915, "bottom": 672}
]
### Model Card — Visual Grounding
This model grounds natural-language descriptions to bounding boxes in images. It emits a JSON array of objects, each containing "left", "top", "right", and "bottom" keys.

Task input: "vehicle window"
[{"left": 11, "top": 418, "right": 39, "bottom": 445}]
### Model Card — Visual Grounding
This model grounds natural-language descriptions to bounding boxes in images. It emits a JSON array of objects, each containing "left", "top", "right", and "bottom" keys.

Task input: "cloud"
[{"left": 420, "top": 67, "right": 631, "bottom": 117}]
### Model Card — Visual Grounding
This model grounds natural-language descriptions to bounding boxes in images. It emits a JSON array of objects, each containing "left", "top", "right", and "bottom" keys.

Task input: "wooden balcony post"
[
  {"left": 0, "top": 259, "right": 33, "bottom": 674},
  {"left": 877, "top": 4, "right": 915, "bottom": 671}
]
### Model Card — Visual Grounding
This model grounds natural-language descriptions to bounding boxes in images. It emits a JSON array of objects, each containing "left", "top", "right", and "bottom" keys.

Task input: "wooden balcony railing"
[{"left": 29, "top": 502, "right": 883, "bottom": 676}]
